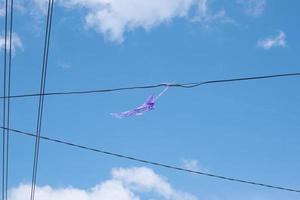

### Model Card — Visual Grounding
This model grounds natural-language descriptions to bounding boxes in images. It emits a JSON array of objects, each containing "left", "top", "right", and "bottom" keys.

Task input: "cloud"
[
  {"left": 192, "top": 0, "right": 234, "bottom": 24},
  {"left": 0, "top": 32, "right": 23, "bottom": 54},
  {"left": 257, "top": 31, "right": 286, "bottom": 50},
  {"left": 181, "top": 159, "right": 202, "bottom": 171},
  {"left": 58, "top": 0, "right": 204, "bottom": 42},
  {"left": 181, "top": 159, "right": 209, "bottom": 173},
  {"left": 30, "top": 0, "right": 49, "bottom": 15},
  {"left": 25, "top": 0, "right": 231, "bottom": 43},
  {"left": 8, "top": 167, "right": 197, "bottom": 200},
  {"left": 0, "top": 1, "right": 27, "bottom": 17},
  {"left": 237, "top": 0, "right": 266, "bottom": 17}
]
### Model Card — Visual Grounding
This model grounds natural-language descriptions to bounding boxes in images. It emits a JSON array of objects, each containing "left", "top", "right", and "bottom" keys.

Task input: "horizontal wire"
[
  {"left": 1, "top": 126, "right": 299, "bottom": 194},
  {"left": 0, "top": 72, "right": 300, "bottom": 99}
]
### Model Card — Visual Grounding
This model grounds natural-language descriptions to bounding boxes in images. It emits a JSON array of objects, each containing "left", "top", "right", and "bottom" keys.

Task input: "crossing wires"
[
  {"left": 30, "top": 1, "right": 54, "bottom": 200},
  {"left": 0, "top": 0, "right": 298, "bottom": 197}
]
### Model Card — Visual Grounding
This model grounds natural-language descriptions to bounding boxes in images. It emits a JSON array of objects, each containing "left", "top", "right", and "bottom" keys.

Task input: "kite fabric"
[{"left": 111, "top": 86, "right": 169, "bottom": 119}]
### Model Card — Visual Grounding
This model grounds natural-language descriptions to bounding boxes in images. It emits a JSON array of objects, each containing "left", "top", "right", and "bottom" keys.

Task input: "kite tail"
[{"left": 110, "top": 113, "right": 123, "bottom": 119}]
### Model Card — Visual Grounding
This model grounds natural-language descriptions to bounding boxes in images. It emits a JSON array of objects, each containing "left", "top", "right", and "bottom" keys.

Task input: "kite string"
[{"left": 155, "top": 85, "right": 170, "bottom": 100}]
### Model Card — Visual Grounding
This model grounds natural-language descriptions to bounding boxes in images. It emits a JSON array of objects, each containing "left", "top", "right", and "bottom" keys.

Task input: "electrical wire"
[
  {"left": 0, "top": 1, "right": 298, "bottom": 196},
  {"left": 0, "top": 72, "right": 299, "bottom": 99},
  {"left": 1, "top": 0, "right": 9, "bottom": 199},
  {"left": 2, "top": 1, "right": 13, "bottom": 199},
  {"left": 30, "top": 1, "right": 54, "bottom": 200},
  {"left": 1, "top": 126, "right": 299, "bottom": 194},
  {"left": 4, "top": 1, "right": 14, "bottom": 200}
]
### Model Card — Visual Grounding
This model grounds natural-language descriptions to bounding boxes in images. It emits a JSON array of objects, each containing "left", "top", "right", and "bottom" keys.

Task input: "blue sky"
[{"left": 1, "top": 0, "right": 300, "bottom": 199}]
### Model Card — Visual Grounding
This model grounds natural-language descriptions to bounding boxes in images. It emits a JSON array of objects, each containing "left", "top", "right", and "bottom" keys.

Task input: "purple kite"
[{"left": 111, "top": 86, "right": 169, "bottom": 119}]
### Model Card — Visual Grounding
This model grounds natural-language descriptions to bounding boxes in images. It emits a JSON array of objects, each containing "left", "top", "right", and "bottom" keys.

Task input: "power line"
[
  {"left": 4, "top": 1, "right": 14, "bottom": 200},
  {"left": 0, "top": 72, "right": 299, "bottom": 99},
  {"left": 2, "top": 1, "right": 13, "bottom": 200},
  {"left": 1, "top": 126, "right": 299, "bottom": 194},
  {"left": 30, "top": 1, "right": 54, "bottom": 200},
  {"left": 1, "top": 0, "right": 9, "bottom": 199}
]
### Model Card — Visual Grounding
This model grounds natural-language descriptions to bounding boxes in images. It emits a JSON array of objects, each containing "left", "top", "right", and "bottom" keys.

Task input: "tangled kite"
[{"left": 111, "top": 86, "right": 169, "bottom": 119}]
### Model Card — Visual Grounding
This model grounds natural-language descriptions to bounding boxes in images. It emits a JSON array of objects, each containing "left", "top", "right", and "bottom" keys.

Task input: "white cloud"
[
  {"left": 59, "top": 0, "right": 203, "bottom": 42},
  {"left": 0, "top": 32, "right": 23, "bottom": 54},
  {"left": 0, "top": 1, "right": 27, "bottom": 17},
  {"left": 25, "top": 0, "right": 231, "bottom": 43},
  {"left": 182, "top": 159, "right": 201, "bottom": 171},
  {"left": 192, "top": 0, "right": 233, "bottom": 24},
  {"left": 181, "top": 159, "right": 208, "bottom": 173},
  {"left": 257, "top": 31, "right": 286, "bottom": 50},
  {"left": 31, "top": 0, "right": 49, "bottom": 15},
  {"left": 8, "top": 167, "right": 197, "bottom": 200},
  {"left": 237, "top": 0, "right": 266, "bottom": 17}
]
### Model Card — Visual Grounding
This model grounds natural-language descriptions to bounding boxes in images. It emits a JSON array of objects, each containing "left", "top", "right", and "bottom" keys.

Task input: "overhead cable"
[
  {"left": 1, "top": 127, "right": 299, "bottom": 194},
  {"left": 2, "top": 1, "right": 14, "bottom": 199},
  {"left": 30, "top": 1, "right": 54, "bottom": 200},
  {"left": 0, "top": 72, "right": 300, "bottom": 99}
]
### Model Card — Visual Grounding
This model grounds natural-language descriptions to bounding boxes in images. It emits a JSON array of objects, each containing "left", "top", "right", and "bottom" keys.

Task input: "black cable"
[
  {"left": 30, "top": 1, "right": 54, "bottom": 200},
  {"left": 176, "top": 72, "right": 300, "bottom": 88},
  {"left": 1, "top": 0, "right": 9, "bottom": 199},
  {"left": 0, "top": 72, "right": 300, "bottom": 99},
  {"left": 4, "top": 1, "right": 14, "bottom": 200},
  {"left": 1, "top": 127, "right": 299, "bottom": 194}
]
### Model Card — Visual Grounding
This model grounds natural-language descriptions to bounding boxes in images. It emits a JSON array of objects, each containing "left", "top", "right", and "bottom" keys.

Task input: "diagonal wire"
[
  {"left": 30, "top": 1, "right": 54, "bottom": 200},
  {"left": 0, "top": 72, "right": 300, "bottom": 99},
  {"left": 1, "top": 127, "right": 300, "bottom": 194}
]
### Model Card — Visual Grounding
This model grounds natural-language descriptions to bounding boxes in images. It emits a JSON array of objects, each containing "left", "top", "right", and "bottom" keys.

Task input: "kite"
[{"left": 111, "top": 86, "right": 169, "bottom": 119}]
